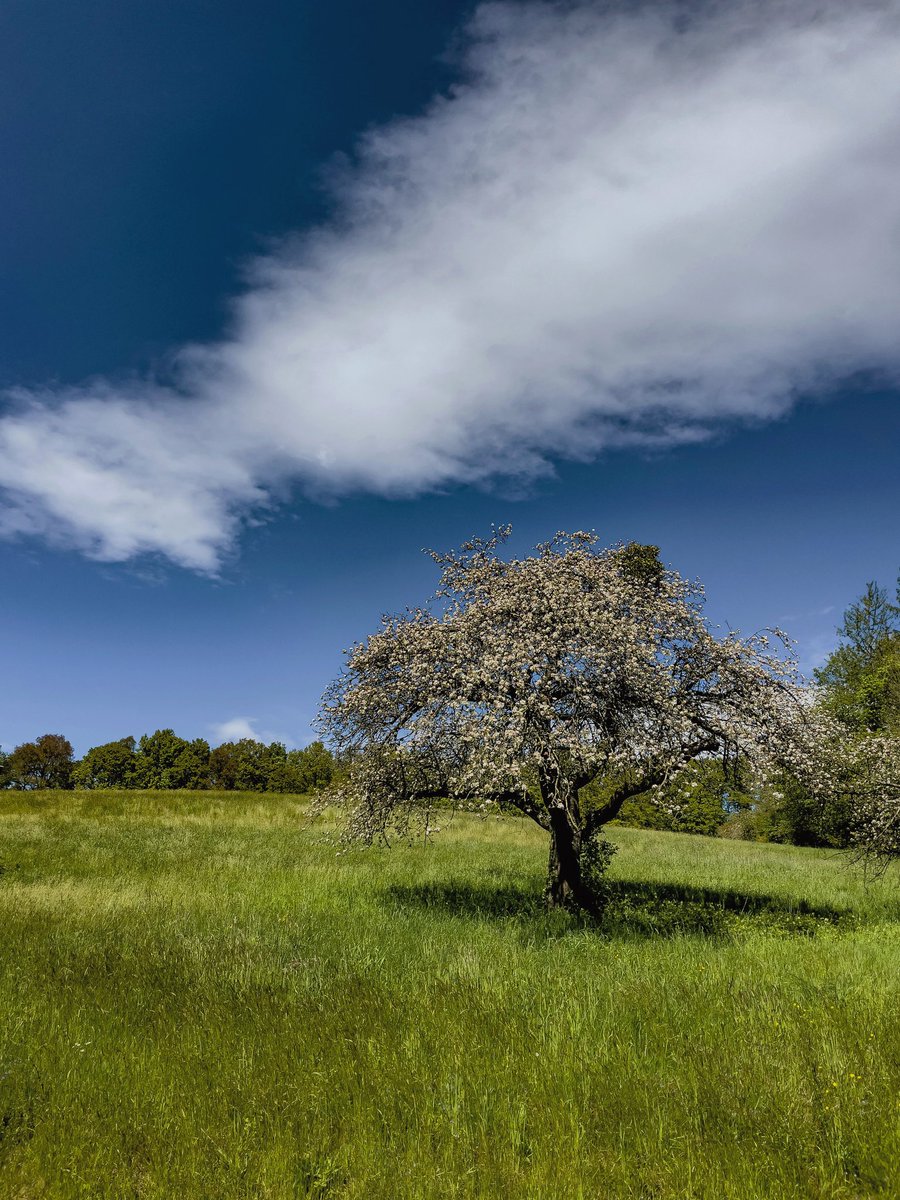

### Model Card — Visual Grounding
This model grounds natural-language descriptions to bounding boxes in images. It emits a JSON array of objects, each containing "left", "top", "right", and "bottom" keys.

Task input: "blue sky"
[{"left": 1, "top": 0, "right": 898, "bottom": 755}]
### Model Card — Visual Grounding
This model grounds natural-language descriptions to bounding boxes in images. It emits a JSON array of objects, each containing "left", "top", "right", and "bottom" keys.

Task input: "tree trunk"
[{"left": 545, "top": 809, "right": 604, "bottom": 917}]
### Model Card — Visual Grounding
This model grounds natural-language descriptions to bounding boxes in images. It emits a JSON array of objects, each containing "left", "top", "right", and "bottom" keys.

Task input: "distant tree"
[
  {"left": 72, "top": 737, "right": 138, "bottom": 789},
  {"left": 752, "top": 768, "right": 859, "bottom": 847},
  {"left": 209, "top": 738, "right": 278, "bottom": 791},
  {"left": 209, "top": 738, "right": 336, "bottom": 793},
  {"left": 614, "top": 758, "right": 856, "bottom": 848},
  {"left": 612, "top": 759, "right": 755, "bottom": 837},
  {"left": 135, "top": 730, "right": 210, "bottom": 790},
  {"left": 283, "top": 742, "right": 335, "bottom": 793},
  {"left": 320, "top": 530, "right": 838, "bottom": 916},
  {"left": 8, "top": 743, "right": 43, "bottom": 789},
  {"left": 208, "top": 741, "right": 242, "bottom": 790},
  {"left": 265, "top": 743, "right": 299, "bottom": 792},
  {"left": 8, "top": 734, "right": 74, "bottom": 789},
  {"left": 815, "top": 579, "right": 900, "bottom": 734},
  {"left": 804, "top": 577, "right": 900, "bottom": 864},
  {"left": 0, "top": 746, "right": 9, "bottom": 789}
]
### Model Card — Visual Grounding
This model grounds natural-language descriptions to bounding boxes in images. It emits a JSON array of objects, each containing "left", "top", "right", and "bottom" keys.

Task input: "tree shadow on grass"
[
  {"left": 384, "top": 877, "right": 856, "bottom": 938},
  {"left": 603, "top": 880, "right": 855, "bottom": 937}
]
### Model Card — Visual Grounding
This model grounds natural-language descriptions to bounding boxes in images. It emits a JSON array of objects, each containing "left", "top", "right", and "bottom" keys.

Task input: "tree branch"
[
  {"left": 584, "top": 736, "right": 719, "bottom": 835},
  {"left": 411, "top": 784, "right": 551, "bottom": 831}
]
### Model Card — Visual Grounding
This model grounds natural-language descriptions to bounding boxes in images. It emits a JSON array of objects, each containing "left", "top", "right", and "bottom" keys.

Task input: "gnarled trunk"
[{"left": 545, "top": 808, "right": 604, "bottom": 917}]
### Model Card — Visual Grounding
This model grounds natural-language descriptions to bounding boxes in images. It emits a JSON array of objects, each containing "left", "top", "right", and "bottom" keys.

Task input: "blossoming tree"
[{"left": 320, "top": 530, "right": 898, "bottom": 913}]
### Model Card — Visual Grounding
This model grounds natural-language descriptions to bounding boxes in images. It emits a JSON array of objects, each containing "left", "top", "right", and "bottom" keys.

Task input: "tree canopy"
[
  {"left": 72, "top": 737, "right": 139, "bottom": 790},
  {"left": 6, "top": 734, "right": 74, "bottom": 790},
  {"left": 815, "top": 578, "right": 900, "bottom": 735}
]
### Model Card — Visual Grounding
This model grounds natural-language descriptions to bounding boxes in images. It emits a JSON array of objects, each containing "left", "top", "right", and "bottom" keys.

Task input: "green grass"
[{"left": 1, "top": 791, "right": 899, "bottom": 1199}]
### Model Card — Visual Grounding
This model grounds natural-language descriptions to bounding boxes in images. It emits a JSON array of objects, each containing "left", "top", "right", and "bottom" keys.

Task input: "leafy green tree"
[
  {"left": 266, "top": 745, "right": 300, "bottom": 792},
  {"left": 803, "top": 577, "right": 900, "bottom": 864},
  {"left": 209, "top": 739, "right": 278, "bottom": 790},
  {"left": 748, "top": 769, "right": 856, "bottom": 847},
  {"left": 207, "top": 741, "right": 243, "bottom": 790},
  {"left": 209, "top": 738, "right": 336, "bottom": 793},
  {"left": 815, "top": 579, "right": 900, "bottom": 733},
  {"left": 283, "top": 742, "right": 335, "bottom": 793},
  {"left": 611, "top": 759, "right": 754, "bottom": 837},
  {"left": 8, "top": 734, "right": 75, "bottom": 789},
  {"left": 72, "top": 737, "right": 138, "bottom": 789},
  {"left": 676, "top": 761, "right": 754, "bottom": 835},
  {"left": 0, "top": 746, "right": 10, "bottom": 789},
  {"left": 135, "top": 730, "right": 211, "bottom": 790},
  {"left": 239, "top": 740, "right": 282, "bottom": 790}
]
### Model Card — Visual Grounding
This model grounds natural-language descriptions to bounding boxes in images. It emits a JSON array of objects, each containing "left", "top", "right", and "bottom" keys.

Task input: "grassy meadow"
[{"left": 0, "top": 790, "right": 899, "bottom": 1199}]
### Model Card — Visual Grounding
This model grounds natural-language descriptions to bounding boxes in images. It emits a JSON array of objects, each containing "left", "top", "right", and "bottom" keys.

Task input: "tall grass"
[{"left": 1, "top": 790, "right": 898, "bottom": 1198}]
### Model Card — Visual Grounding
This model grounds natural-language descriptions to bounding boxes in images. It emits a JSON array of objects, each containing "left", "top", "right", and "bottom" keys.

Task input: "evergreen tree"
[{"left": 815, "top": 578, "right": 900, "bottom": 733}]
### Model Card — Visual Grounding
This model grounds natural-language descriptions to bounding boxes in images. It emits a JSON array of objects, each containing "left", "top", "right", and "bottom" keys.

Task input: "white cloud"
[
  {"left": 210, "top": 717, "right": 264, "bottom": 744},
  {"left": 210, "top": 716, "right": 296, "bottom": 746},
  {"left": 2, "top": 0, "right": 900, "bottom": 569}
]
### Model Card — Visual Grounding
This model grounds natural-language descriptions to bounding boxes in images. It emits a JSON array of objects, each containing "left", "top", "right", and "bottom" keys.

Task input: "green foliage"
[
  {"left": 755, "top": 771, "right": 858, "bottom": 848},
  {"left": 578, "top": 829, "right": 617, "bottom": 903},
  {"left": 66, "top": 732, "right": 337, "bottom": 794},
  {"left": 288, "top": 740, "right": 336, "bottom": 792},
  {"left": 0, "top": 794, "right": 898, "bottom": 1198},
  {"left": 208, "top": 738, "right": 278, "bottom": 791},
  {"left": 617, "top": 540, "right": 664, "bottom": 590},
  {"left": 610, "top": 760, "right": 753, "bottom": 838},
  {"left": 6, "top": 733, "right": 74, "bottom": 789},
  {"left": 72, "top": 736, "right": 138, "bottom": 789},
  {"left": 674, "top": 760, "right": 755, "bottom": 835},
  {"left": 815, "top": 578, "right": 900, "bottom": 734},
  {"left": 618, "top": 760, "right": 860, "bottom": 851},
  {"left": 612, "top": 790, "right": 672, "bottom": 830},
  {"left": 798, "top": 576, "right": 900, "bottom": 855},
  {"left": 208, "top": 739, "right": 335, "bottom": 793},
  {"left": 717, "top": 783, "right": 810, "bottom": 846},
  {"left": 134, "top": 729, "right": 211, "bottom": 790}
]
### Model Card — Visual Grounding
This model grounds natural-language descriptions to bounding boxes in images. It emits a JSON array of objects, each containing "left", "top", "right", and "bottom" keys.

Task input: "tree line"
[{"left": 0, "top": 730, "right": 336, "bottom": 794}]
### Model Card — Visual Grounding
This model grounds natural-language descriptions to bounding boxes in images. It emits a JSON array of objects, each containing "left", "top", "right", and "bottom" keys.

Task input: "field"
[{"left": 0, "top": 791, "right": 898, "bottom": 1199}]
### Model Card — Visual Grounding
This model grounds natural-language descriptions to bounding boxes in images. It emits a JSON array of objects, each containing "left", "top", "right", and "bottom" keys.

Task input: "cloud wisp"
[
  {"left": 2, "top": 0, "right": 900, "bottom": 570},
  {"left": 210, "top": 717, "right": 266, "bottom": 744}
]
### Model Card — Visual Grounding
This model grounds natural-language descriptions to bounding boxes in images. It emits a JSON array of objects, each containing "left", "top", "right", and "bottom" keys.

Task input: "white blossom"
[{"left": 319, "top": 531, "right": 900, "bottom": 907}]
